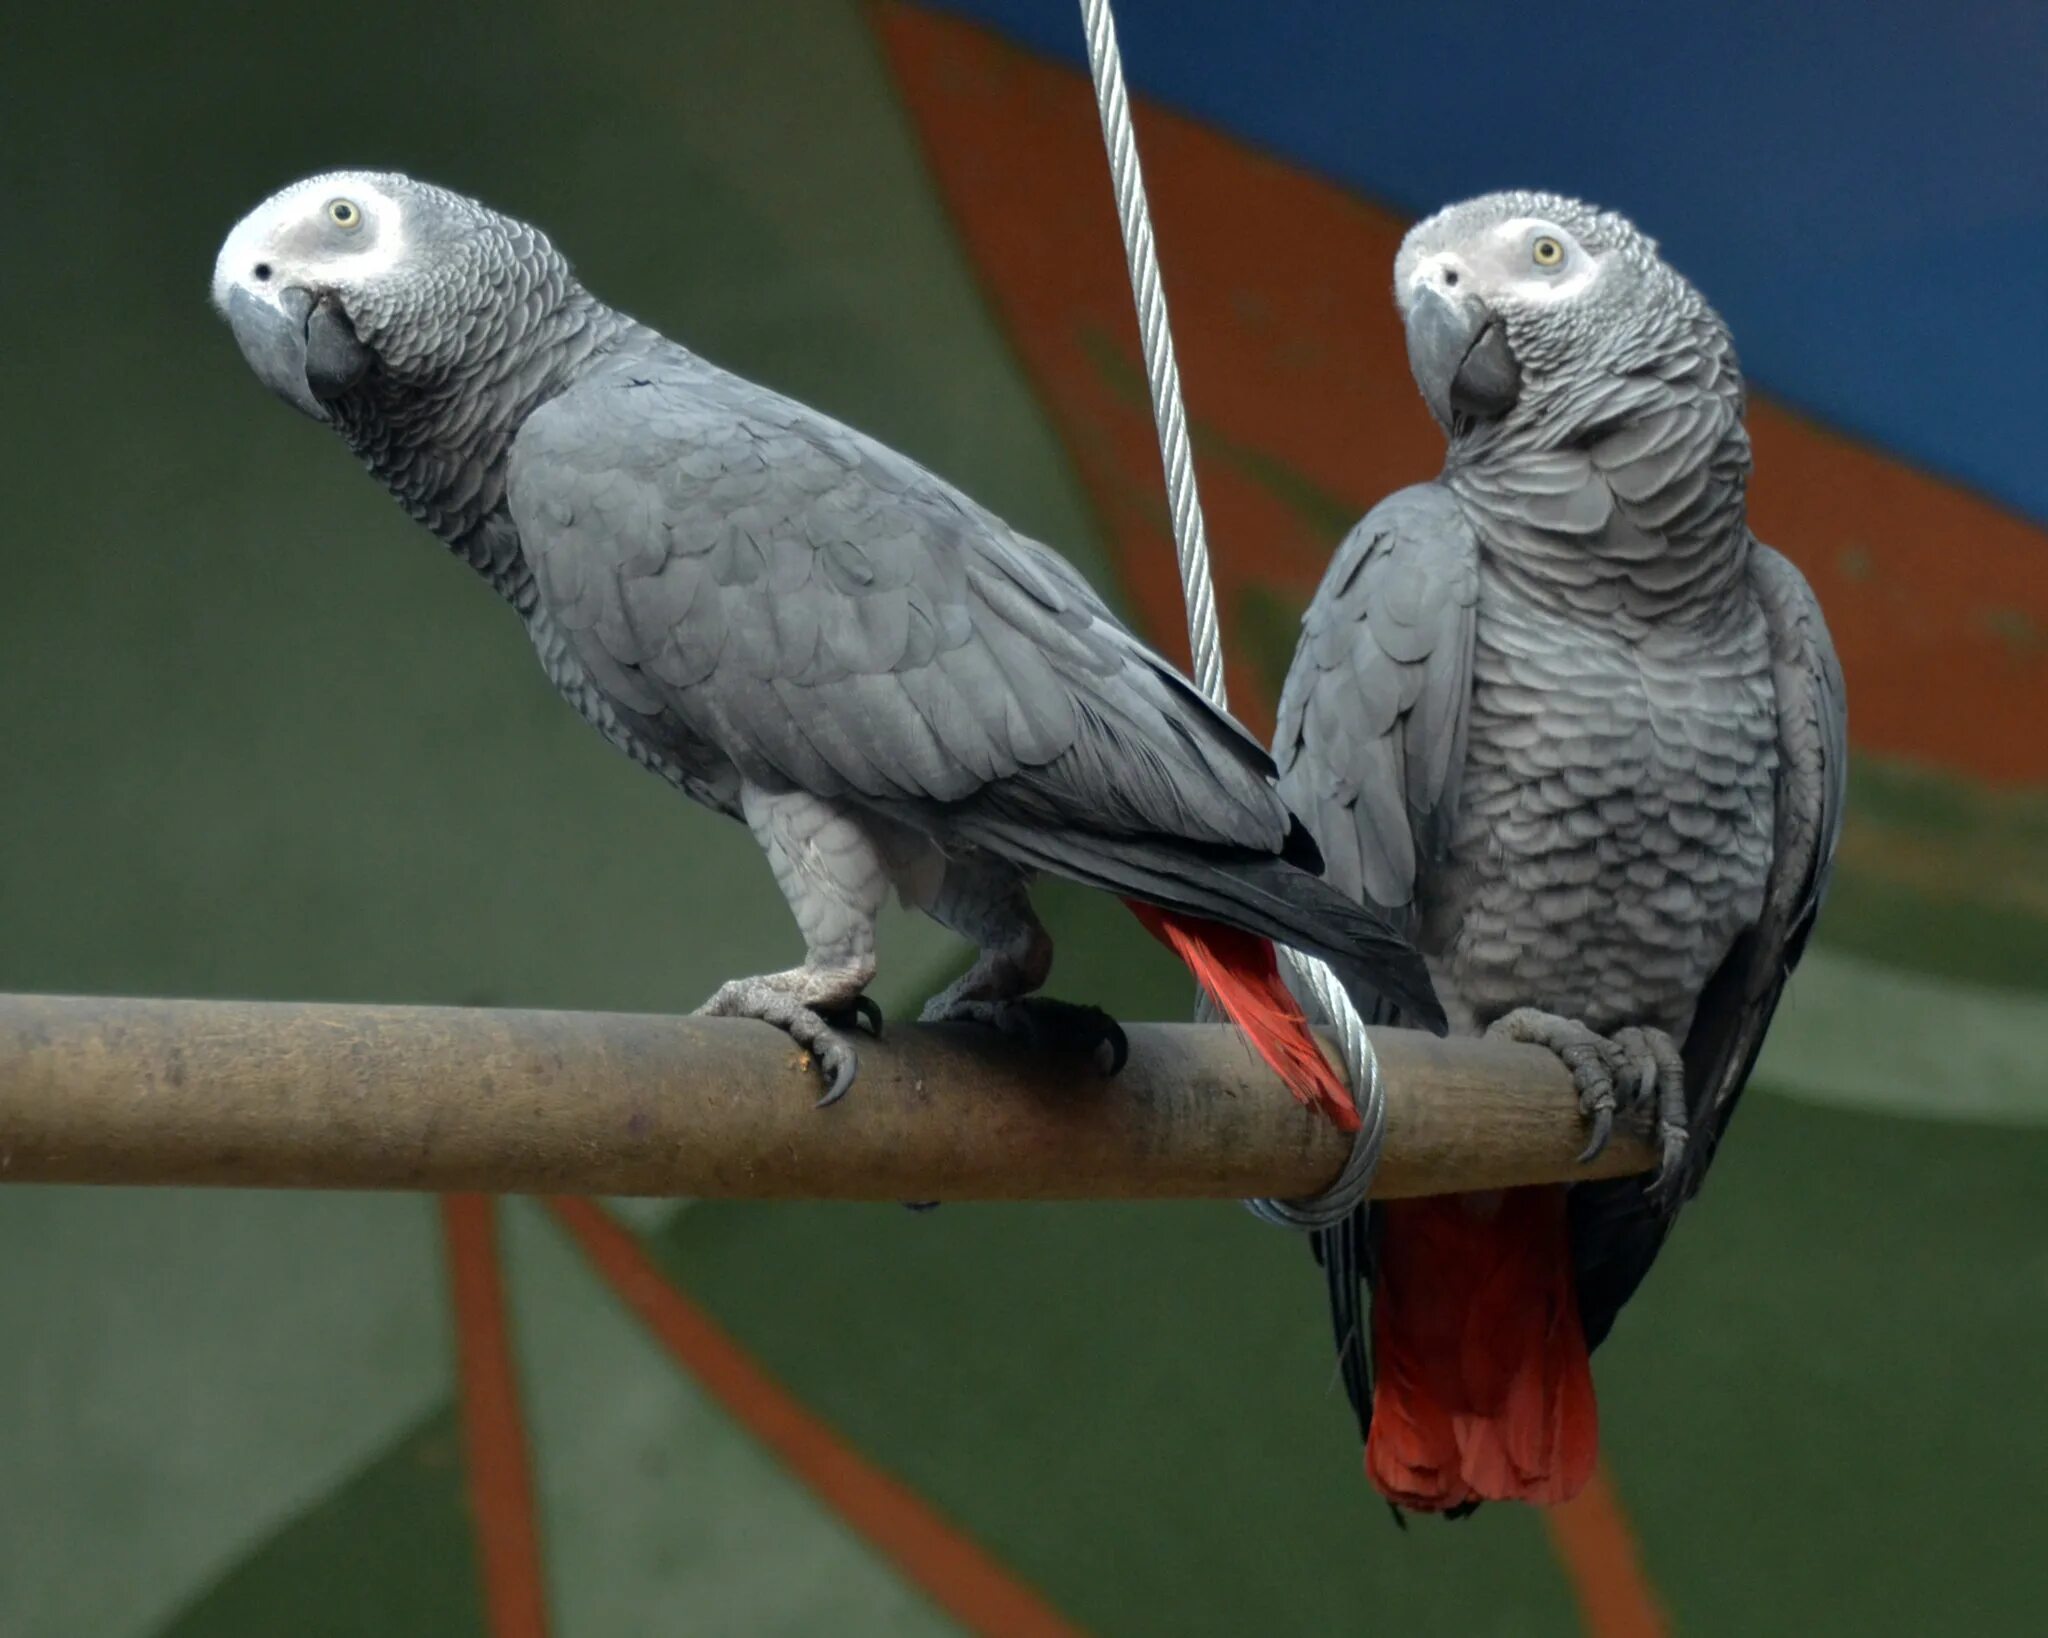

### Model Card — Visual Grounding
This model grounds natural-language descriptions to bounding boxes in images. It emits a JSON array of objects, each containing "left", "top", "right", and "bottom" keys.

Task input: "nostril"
[
  {"left": 253, "top": 262, "right": 272, "bottom": 282},
  {"left": 1443, "top": 268, "right": 1459, "bottom": 288}
]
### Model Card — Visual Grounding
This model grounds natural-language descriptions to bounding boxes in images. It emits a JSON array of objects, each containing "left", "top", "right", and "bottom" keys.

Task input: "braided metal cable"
[
  {"left": 1077, "top": 0, "right": 1383, "bottom": 1224},
  {"left": 1077, "top": 0, "right": 1225, "bottom": 708}
]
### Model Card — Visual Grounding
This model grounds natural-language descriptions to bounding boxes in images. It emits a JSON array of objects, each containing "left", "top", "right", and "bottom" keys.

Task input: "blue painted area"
[{"left": 927, "top": 0, "right": 2048, "bottom": 528}]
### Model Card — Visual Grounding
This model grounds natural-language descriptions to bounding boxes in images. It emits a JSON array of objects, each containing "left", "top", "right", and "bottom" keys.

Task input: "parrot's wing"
[
  {"left": 506, "top": 356, "right": 1290, "bottom": 857},
  {"left": 1273, "top": 482, "right": 1481, "bottom": 921},
  {"left": 1570, "top": 540, "right": 1847, "bottom": 1347},
  {"left": 1270, "top": 482, "right": 1480, "bottom": 1442},
  {"left": 1683, "top": 543, "right": 1848, "bottom": 1172}
]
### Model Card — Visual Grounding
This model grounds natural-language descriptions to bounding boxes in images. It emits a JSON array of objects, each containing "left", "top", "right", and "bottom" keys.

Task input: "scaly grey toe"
[
  {"left": 694, "top": 976, "right": 862, "bottom": 1105},
  {"left": 1485, "top": 1007, "right": 1627, "bottom": 1162}
]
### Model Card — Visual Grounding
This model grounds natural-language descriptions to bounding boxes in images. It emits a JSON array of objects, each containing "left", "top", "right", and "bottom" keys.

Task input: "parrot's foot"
[
  {"left": 1485, "top": 1008, "right": 1627, "bottom": 1162},
  {"left": 1487, "top": 1010, "right": 1689, "bottom": 1177},
  {"left": 921, "top": 994, "right": 1130, "bottom": 1075},
  {"left": 1612, "top": 1025, "right": 1688, "bottom": 1190},
  {"left": 694, "top": 966, "right": 876, "bottom": 1106}
]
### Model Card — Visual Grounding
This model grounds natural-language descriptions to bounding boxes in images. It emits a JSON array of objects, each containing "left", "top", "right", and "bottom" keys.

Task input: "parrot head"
[
  {"left": 211, "top": 170, "right": 569, "bottom": 423},
  {"left": 1391, "top": 190, "right": 1723, "bottom": 443}
]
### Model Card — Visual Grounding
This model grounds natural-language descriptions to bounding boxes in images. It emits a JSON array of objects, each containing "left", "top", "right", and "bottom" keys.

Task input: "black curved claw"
[
  {"left": 814, "top": 1046, "right": 858, "bottom": 1108},
  {"left": 1576, "top": 1104, "right": 1615, "bottom": 1165},
  {"left": 1647, "top": 1123, "right": 1690, "bottom": 1199},
  {"left": 925, "top": 994, "right": 1126, "bottom": 1077},
  {"left": 1014, "top": 999, "right": 1128, "bottom": 1076}
]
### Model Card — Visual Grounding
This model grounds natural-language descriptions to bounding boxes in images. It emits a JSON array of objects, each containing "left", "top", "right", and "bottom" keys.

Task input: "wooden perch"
[{"left": 0, "top": 993, "right": 1654, "bottom": 1200}]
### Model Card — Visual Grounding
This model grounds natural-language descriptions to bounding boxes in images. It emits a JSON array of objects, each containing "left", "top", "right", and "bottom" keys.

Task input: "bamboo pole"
[{"left": 0, "top": 993, "right": 1654, "bottom": 1200}]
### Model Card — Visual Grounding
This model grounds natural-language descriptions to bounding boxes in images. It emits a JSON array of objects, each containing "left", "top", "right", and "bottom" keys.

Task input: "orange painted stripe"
[
  {"left": 442, "top": 1195, "right": 552, "bottom": 1638},
  {"left": 546, "top": 1197, "right": 1086, "bottom": 1638},
  {"left": 1545, "top": 1466, "right": 1673, "bottom": 1638},
  {"left": 875, "top": 2, "right": 2048, "bottom": 783}
]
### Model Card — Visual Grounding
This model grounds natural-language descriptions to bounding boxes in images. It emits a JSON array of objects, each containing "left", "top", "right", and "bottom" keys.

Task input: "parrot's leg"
[
  {"left": 915, "top": 862, "right": 1128, "bottom": 1073},
  {"left": 695, "top": 787, "right": 888, "bottom": 1105},
  {"left": 1611, "top": 1025, "right": 1689, "bottom": 1187},
  {"left": 1484, "top": 1008, "right": 1630, "bottom": 1162}
]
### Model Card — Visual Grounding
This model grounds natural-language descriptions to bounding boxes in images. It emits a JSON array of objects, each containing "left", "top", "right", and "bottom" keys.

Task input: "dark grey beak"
[
  {"left": 226, "top": 285, "right": 327, "bottom": 420},
  {"left": 224, "top": 286, "right": 372, "bottom": 422},
  {"left": 1405, "top": 282, "right": 1520, "bottom": 429}
]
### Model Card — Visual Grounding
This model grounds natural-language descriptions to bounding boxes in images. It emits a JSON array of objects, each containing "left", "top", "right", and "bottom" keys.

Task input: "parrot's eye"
[
  {"left": 327, "top": 199, "right": 363, "bottom": 230},
  {"left": 1531, "top": 235, "right": 1565, "bottom": 269}
]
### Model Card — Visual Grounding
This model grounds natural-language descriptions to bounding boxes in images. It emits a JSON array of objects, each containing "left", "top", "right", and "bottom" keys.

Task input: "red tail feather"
[
  {"left": 1122, "top": 901, "right": 1358, "bottom": 1133},
  {"left": 1366, "top": 1188, "right": 1597, "bottom": 1510}
]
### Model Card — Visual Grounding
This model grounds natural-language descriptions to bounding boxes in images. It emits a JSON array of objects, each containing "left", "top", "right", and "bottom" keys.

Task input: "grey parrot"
[
  {"left": 1273, "top": 191, "right": 1845, "bottom": 1512},
  {"left": 211, "top": 170, "right": 1442, "bottom": 1113}
]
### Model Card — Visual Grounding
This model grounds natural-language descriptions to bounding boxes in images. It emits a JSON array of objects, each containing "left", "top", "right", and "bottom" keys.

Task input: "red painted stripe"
[
  {"left": 546, "top": 1197, "right": 1086, "bottom": 1638},
  {"left": 442, "top": 1195, "right": 552, "bottom": 1638},
  {"left": 1545, "top": 1466, "right": 1673, "bottom": 1638}
]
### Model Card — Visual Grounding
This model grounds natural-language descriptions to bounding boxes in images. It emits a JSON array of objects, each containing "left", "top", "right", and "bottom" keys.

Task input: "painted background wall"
[{"left": 2, "top": 4, "right": 2043, "bottom": 1635}]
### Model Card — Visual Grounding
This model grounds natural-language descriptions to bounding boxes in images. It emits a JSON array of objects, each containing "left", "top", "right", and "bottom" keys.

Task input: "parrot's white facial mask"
[
  {"left": 210, "top": 173, "right": 410, "bottom": 317},
  {"left": 213, "top": 171, "right": 403, "bottom": 420},
  {"left": 1407, "top": 219, "right": 1602, "bottom": 311}
]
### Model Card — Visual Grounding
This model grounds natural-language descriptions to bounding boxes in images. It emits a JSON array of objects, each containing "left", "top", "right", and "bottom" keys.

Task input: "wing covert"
[
  {"left": 1273, "top": 482, "right": 1481, "bottom": 922},
  {"left": 508, "top": 355, "right": 1291, "bottom": 851}
]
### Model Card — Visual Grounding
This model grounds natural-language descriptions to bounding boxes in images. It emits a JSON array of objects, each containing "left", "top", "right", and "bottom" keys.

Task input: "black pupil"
[{"left": 253, "top": 262, "right": 272, "bottom": 281}]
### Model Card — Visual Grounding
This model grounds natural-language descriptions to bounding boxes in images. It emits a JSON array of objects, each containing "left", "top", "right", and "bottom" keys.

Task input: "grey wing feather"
[
  {"left": 1685, "top": 541, "right": 1848, "bottom": 1167},
  {"left": 1570, "top": 539, "right": 1847, "bottom": 1347},
  {"left": 1274, "top": 483, "right": 1481, "bottom": 1449},
  {"left": 1273, "top": 482, "right": 1481, "bottom": 923},
  {"left": 507, "top": 352, "right": 1289, "bottom": 854}
]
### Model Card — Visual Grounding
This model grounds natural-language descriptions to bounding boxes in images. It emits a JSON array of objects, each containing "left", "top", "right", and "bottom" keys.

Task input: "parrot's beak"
[
  {"left": 1405, "top": 283, "right": 1520, "bottom": 430},
  {"left": 224, "top": 285, "right": 372, "bottom": 422}
]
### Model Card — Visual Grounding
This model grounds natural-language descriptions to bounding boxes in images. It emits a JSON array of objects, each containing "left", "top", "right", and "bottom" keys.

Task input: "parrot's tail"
[
  {"left": 1123, "top": 902, "right": 1359, "bottom": 1132},
  {"left": 1366, "top": 1188, "right": 1597, "bottom": 1511}
]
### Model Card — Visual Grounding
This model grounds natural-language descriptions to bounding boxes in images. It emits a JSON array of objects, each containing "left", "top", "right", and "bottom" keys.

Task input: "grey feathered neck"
[
  {"left": 327, "top": 211, "right": 640, "bottom": 606},
  {"left": 1425, "top": 194, "right": 1754, "bottom": 628},
  {"left": 1446, "top": 315, "right": 1753, "bottom": 628}
]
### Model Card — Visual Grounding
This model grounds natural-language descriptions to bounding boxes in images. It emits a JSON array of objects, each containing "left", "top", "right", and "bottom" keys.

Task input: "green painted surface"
[
  {"left": 156, "top": 1410, "right": 483, "bottom": 1638},
  {"left": 656, "top": 1196, "right": 1584, "bottom": 1637},
  {"left": 1600, "top": 1093, "right": 2048, "bottom": 1635},
  {"left": 1760, "top": 948, "right": 2048, "bottom": 1122},
  {"left": 0, "top": 1191, "right": 450, "bottom": 1637},
  {"left": 502, "top": 1203, "right": 965, "bottom": 1637}
]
